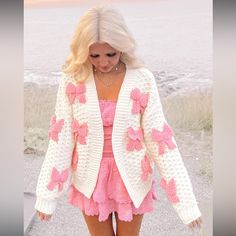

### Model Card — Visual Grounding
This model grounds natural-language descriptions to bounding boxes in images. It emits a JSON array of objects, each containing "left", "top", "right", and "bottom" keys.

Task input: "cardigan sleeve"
[
  {"left": 35, "top": 73, "right": 75, "bottom": 215},
  {"left": 141, "top": 68, "right": 201, "bottom": 224}
]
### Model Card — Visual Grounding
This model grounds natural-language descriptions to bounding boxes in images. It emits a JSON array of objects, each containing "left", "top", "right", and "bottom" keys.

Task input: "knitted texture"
[
  {"left": 35, "top": 74, "right": 75, "bottom": 214},
  {"left": 140, "top": 68, "right": 201, "bottom": 224},
  {"left": 35, "top": 67, "right": 201, "bottom": 224}
]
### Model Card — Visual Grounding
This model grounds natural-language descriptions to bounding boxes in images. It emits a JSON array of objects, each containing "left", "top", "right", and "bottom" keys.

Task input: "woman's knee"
[
  {"left": 82, "top": 212, "right": 115, "bottom": 236},
  {"left": 115, "top": 212, "right": 144, "bottom": 236}
]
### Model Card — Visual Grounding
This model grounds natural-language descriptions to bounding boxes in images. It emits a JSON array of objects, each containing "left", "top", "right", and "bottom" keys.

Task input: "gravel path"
[{"left": 24, "top": 129, "right": 212, "bottom": 236}]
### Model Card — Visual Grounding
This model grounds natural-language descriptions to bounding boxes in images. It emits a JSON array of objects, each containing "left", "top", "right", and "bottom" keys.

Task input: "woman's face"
[{"left": 88, "top": 42, "right": 122, "bottom": 73}]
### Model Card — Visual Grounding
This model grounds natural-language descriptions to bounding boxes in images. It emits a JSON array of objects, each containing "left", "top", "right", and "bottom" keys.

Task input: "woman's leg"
[
  {"left": 114, "top": 212, "right": 144, "bottom": 236},
  {"left": 82, "top": 211, "right": 115, "bottom": 236}
]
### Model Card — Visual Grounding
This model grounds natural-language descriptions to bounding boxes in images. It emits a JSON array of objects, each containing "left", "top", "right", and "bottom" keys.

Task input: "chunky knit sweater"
[{"left": 35, "top": 67, "right": 201, "bottom": 224}]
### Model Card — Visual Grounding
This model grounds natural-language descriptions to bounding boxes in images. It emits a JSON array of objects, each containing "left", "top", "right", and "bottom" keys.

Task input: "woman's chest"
[
  {"left": 94, "top": 73, "right": 125, "bottom": 101},
  {"left": 71, "top": 69, "right": 148, "bottom": 128}
]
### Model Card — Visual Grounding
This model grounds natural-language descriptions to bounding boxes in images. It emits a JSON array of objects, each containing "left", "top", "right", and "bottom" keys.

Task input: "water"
[{"left": 24, "top": 0, "right": 212, "bottom": 95}]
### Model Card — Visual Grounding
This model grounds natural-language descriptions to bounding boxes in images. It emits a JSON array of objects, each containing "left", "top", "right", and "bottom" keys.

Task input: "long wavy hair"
[{"left": 62, "top": 5, "right": 144, "bottom": 83}]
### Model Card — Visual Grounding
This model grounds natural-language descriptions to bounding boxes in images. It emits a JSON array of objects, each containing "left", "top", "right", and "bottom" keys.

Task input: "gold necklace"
[{"left": 93, "top": 61, "right": 124, "bottom": 87}]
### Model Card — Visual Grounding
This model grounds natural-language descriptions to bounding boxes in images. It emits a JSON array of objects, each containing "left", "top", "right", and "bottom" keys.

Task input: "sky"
[{"left": 24, "top": 0, "right": 159, "bottom": 8}]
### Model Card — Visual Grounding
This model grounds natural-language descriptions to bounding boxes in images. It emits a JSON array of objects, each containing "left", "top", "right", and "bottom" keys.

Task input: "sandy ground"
[{"left": 24, "top": 128, "right": 212, "bottom": 235}]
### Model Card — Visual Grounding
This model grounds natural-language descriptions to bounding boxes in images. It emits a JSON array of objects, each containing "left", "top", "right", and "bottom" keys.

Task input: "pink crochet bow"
[
  {"left": 160, "top": 178, "right": 180, "bottom": 203},
  {"left": 48, "top": 115, "right": 64, "bottom": 142},
  {"left": 130, "top": 88, "right": 149, "bottom": 114},
  {"left": 151, "top": 123, "right": 176, "bottom": 155},
  {"left": 47, "top": 167, "right": 69, "bottom": 192},
  {"left": 72, "top": 119, "right": 88, "bottom": 144},
  {"left": 141, "top": 155, "right": 153, "bottom": 181},
  {"left": 66, "top": 82, "right": 86, "bottom": 104},
  {"left": 126, "top": 127, "right": 143, "bottom": 151}
]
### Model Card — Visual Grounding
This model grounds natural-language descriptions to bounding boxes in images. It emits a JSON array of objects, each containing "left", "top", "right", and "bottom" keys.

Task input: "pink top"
[
  {"left": 99, "top": 99, "right": 117, "bottom": 158},
  {"left": 68, "top": 99, "right": 157, "bottom": 222}
]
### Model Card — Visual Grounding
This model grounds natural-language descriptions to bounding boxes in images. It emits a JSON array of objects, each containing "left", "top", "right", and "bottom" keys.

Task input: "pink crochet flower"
[
  {"left": 66, "top": 82, "right": 86, "bottom": 104},
  {"left": 47, "top": 167, "right": 69, "bottom": 192},
  {"left": 72, "top": 119, "right": 88, "bottom": 144},
  {"left": 160, "top": 177, "right": 180, "bottom": 203},
  {"left": 71, "top": 145, "right": 78, "bottom": 171},
  {"left": 48, "top": 115, "right": 64, "bottom": 142},
  {"left": 151, "top": 123, "right": 176, "bottom": 155},
  {"left": 141, "top": 155, "right": 153, "bottom": 181},
  {"left": 126, "top": 127, "right": 143, "bottom": 151},
  {"left": 130, "top": 88, "right": 149, "bottom": 114}
]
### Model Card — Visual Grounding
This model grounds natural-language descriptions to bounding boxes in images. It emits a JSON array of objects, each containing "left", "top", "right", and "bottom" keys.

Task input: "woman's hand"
[
  {"left": 36, "top": 210, "right": 52, "bottom": 221},
  {"left": 188, "top": 216, "right": 202, "bottom": 228}
]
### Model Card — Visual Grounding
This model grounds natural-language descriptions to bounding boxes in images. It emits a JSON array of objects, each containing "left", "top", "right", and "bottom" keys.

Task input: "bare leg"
[
  {"left": 114, "top": 212, "right": 144, "bottom": 236},
  {"left": 82, "top": 211, "right": 115, "bottom": 236}
]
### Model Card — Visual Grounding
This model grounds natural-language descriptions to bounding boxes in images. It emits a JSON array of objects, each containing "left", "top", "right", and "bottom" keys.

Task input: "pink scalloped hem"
[{"left": 68, "top": 180, "right": 157, "bottom": 222}]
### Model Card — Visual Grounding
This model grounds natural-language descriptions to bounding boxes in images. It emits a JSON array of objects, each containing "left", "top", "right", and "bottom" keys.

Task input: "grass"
[
  {"left": 161, "top": 88, "right": 213, "bottom": 180},
  {"left": 163, "top": 88, "right": 212, "bottom": 132},
  {"left": 24, "top": 84, "right": 57, "bottom": 154},
  {"left": 24, "top": 83, "right": 57, "bottom": 130}
]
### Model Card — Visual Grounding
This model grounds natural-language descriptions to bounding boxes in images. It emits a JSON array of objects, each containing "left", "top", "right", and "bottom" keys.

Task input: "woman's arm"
[
  {"left": 35, "top": 73, "right": 75, "bottom": 215},
  {"left": 141, "top": 68, "right": 202, "bottom": 225}
]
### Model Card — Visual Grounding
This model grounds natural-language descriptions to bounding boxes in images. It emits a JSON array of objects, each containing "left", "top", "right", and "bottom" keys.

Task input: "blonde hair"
[{"left": 62, "top": 5, "right": 144, "bottom": 83}]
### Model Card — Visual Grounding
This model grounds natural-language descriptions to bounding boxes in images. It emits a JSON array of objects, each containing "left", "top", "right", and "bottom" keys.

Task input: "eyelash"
[{"left": 90, "top": 53, "right": 116, "bottom": 58}]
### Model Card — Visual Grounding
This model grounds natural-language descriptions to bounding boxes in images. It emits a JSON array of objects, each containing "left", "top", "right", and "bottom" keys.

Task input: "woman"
[{"left": 35, "top": 5, "right": 202, "bottom": 236}]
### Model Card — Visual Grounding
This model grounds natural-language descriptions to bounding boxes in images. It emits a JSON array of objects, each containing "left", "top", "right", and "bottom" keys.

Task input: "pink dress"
[{"left": 68, "top": 99, "right": 157, "bottom": 222}]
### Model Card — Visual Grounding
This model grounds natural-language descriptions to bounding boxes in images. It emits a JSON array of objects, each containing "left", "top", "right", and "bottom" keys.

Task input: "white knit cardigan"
[{"left": 35, "top": 66, "right": 201, "bottom": 224}]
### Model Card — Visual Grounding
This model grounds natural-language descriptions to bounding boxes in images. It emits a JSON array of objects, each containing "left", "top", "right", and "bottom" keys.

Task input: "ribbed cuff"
[
  {"left": 35, "top": 198, "right": 57, "bottom": 215},
  {"left": 178, "top": 204, "right": 202, "bottom": 224}
]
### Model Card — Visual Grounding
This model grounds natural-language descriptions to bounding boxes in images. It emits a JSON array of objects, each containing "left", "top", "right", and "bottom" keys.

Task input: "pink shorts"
[{"left": 67, "top": 155, "right": 157, "bottom": 222}]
